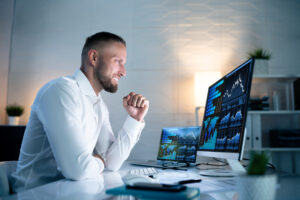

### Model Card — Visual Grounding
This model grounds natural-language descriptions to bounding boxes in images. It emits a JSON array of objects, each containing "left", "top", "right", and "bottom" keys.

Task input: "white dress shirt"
[{"left": 11, "top": 69, "right": 144, "bottom": 192}]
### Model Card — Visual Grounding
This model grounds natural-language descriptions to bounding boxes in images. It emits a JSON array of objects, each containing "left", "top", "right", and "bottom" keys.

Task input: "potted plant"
[
  {"left": 248, "top": 48, "right": 272, "bottom": 75},
  {"left": 6, "top": 104, "right": 24, "bottom": 125},
  {"left": 236, "top": 151, "right": 277, "bottom": 200}
]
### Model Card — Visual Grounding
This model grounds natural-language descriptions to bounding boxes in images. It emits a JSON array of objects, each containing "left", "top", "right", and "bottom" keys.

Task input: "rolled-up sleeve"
[{"left": 36, "top": 83, "right": 104, "bottom": 180}]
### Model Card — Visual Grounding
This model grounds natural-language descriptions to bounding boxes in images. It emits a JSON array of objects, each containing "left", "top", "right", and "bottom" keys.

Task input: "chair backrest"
[{"left": 0, "top": 161, "right": 17, "bottom": 196}]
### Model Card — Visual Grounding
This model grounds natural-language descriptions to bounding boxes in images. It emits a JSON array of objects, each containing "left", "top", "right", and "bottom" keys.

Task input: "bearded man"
[{"left": 11, "top": 32, "right": 149, "bottom": 192}]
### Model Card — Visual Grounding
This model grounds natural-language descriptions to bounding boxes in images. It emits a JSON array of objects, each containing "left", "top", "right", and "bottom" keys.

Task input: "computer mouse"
[{"left": 122, "top": 174, "right": 157, "bottom": 186}]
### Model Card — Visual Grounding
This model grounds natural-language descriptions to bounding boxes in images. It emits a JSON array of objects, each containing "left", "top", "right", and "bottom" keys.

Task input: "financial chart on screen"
[
  {"left": 157, "top": 127, "right": 201, "bottom": 163},
  {"left": 198, "top": 59, "right": 253, "bottom": 152}
]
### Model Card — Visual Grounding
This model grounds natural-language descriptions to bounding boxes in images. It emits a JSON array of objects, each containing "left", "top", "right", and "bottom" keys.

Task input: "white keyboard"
[{"left": 128, "top": 167, "right": 158, "bottom": 176}]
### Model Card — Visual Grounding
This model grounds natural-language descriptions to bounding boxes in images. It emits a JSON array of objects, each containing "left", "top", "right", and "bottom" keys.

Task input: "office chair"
[{"left": 0, "top": 161, "right": 17, "bottom": 196}]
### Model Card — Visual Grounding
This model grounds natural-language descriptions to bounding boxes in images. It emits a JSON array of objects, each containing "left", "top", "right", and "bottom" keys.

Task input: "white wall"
[
  {"left": 0, "top": 0, "right": 14, "bottom": 124},
  {"left": 5, "top": 0, "right": 300, "bottom": 160}
]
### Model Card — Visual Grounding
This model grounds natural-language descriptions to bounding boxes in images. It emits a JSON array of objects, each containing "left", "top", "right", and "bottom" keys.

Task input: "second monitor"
[{"left": 157, "top": 127, "right": 201, "bottom": 164}]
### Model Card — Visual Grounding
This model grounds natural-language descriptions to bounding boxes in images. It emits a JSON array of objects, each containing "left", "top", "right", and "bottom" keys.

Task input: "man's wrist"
[{"left": 130, "top": 115, "right": 143, "bottom": 122}]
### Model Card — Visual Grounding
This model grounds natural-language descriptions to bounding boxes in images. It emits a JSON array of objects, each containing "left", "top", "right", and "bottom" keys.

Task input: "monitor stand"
[
  {"left": 199, "top": 159, "right": 246, "bottom": 177},
  {"left": 159, "top": 161, "right": 190, "bottom": 171}
]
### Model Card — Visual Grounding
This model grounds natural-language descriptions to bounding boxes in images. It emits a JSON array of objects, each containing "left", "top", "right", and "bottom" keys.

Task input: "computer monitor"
[
  {"left": 197, "top": 58, "right": 254, "bottom": 173},
  {"left": 157, "top": 126, "right": 201, "bottom": 164}
]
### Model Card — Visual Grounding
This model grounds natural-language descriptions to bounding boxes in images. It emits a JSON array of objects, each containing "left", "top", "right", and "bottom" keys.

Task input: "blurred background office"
[{"left": 0, "top": 0, "right": 299, "bottom": 173}]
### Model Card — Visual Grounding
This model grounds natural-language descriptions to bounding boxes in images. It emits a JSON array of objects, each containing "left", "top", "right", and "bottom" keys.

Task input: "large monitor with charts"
[{"left": 197, "top": 59, "right": 254, "bottom": 170}]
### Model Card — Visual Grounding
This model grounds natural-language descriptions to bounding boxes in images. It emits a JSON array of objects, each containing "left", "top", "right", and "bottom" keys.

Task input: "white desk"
[{"left": 1, "top": 161, "right": 299, "bottom": 200}]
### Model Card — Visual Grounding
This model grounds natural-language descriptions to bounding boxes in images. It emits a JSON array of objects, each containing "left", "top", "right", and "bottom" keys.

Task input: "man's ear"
[{"left": 87, "top": 49, "right": 98, "bottom": 68}]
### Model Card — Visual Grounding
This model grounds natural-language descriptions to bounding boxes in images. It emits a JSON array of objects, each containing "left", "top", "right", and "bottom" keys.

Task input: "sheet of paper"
[{"left": 155, "top": 169, "right": 236, "bottom": 193}]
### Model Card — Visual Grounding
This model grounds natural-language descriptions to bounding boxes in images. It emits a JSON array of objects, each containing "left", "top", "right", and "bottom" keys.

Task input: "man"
[{"left": 11, "top": 32, "right": 149, "bottom": 192}]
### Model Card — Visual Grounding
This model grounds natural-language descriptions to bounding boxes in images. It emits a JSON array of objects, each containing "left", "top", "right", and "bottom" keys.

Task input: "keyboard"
[{"left": 128, "top": 167, "right": 159, "bottom": 176}]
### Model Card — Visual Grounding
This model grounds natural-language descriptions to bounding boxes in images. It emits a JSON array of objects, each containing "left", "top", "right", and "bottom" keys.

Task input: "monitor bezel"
[
  {"left": 197, "top": 58, "right": 254, "bottom": 161},
  {"left": 157, "top": 126, "right": 201, "bottom": 163}
]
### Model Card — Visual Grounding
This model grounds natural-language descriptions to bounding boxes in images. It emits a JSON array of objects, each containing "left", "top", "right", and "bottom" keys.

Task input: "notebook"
[{"left": 130, "top": 126, "right": 201, "bottom": 168}]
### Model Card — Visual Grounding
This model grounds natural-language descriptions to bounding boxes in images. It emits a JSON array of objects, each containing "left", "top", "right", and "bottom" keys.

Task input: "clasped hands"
[{"left": 123, "top": 92, "right": 149, "bottom": 122}]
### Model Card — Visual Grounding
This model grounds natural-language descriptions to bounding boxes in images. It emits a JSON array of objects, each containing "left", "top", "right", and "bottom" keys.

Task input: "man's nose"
[{"left": 120, "top": 64, "right": 126, "bottom": 77}]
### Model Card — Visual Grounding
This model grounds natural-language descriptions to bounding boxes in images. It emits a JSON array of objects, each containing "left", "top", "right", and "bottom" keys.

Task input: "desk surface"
[{"left": 1, "top": 161, "right": 299, "bottom": 200}]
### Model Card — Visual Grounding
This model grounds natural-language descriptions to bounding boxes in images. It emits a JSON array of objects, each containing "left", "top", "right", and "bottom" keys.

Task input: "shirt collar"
[{"left": 73, "top": 69, "right": 98, "bottom": 97}]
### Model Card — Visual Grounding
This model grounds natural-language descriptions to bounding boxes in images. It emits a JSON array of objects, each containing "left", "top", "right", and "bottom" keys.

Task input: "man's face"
[{"left": 94, "top": 42, "right": 126, "bottom": 93}]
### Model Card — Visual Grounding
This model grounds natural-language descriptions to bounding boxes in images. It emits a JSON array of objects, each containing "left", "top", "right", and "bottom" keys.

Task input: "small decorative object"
[
  {"left": 272, "top": 91, "right": 281, "bottom": 110},
  {"left": 6, "top": 104, "right": 24, "bottom": 126},
  {"left": 237, "top": 151, "right": 277, "bottom": 200},
  {"left": 248, "top": 48, "right": 272, "bottom": 75}
]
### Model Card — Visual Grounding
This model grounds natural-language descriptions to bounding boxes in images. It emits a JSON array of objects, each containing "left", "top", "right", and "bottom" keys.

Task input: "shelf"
[
  {"left": 248, "top": 110, "right": 300, "bottom": 115},
  {"left": 252, "top": 75, "right": 300, "bottom": 85},
  {"left": 253, "top": 74, "right": 300, "bottom": 79},
  {"left": 246, "top": 148, "right": 300, "bottom": 152}
]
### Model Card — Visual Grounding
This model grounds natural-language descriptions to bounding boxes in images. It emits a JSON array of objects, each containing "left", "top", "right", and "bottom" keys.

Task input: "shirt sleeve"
[
  {"left": 36, "top": 83, "right": 104, "bottom": 181},
  {"left": 94, "top": 104, "right": 145, "bottom": 171}
]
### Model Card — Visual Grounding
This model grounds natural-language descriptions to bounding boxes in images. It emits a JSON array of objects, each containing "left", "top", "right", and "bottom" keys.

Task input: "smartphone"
[{"left": 126, "top": 182, "right": 187, "bottom": 192}]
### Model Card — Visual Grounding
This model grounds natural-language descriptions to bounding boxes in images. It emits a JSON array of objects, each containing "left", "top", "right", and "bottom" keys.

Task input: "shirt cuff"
[
  {"left": 94, "top": 156, "right": 105, "bottom": 172},
  {"left": 123, "top": 115, "right": 145, "bottom": 140}
]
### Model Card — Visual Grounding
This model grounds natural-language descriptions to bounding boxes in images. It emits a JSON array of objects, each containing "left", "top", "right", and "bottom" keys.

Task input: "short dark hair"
[{"left": 81, "top": 32, "right": 126, "bottom": 65}]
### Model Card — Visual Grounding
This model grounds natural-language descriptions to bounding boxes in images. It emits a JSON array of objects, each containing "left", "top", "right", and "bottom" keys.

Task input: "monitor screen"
[
  {"left": 157, "top": 126, "right": 201, "bottom": 163},
  {"left": 198, "top": 59, "right": 254, "bottom": 160}
]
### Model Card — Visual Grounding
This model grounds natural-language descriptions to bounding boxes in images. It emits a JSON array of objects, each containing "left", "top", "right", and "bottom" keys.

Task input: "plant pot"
[
  {"left": 236, "top": 173, "right": 277, "bottom": 200},
  {"left": 8, "top": 116, "right": 20, "bottom": 126},
  {"left": 253, "top": 59, "right": 269, "bottom": 75}
]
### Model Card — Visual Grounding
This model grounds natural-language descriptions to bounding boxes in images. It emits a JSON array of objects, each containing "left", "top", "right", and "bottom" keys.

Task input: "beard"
[{"left": 94, "top": 60, "right": 118, "bottom": 93}]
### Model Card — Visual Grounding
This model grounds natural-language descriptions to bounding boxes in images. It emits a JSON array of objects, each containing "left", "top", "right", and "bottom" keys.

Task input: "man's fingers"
[
  {"left": 130, "top": 94, "right": 141, "bottom": 107},
  {"left": 123, "top": 95, "right": 130, "bottom": 101},
  {"left": 129, "top": 92, "right": 135, "bottom": 97},
  {"left": 124, "top": 92, "right": 135, "bottom": 105},
  {"left": 136, "top": 97, "right": 144, "bottom": 107},
  {"left": 123, "top": 95, "right": 130, "bottom": 106},
  {"left": 141, "top": 99, "right": 149, "bottom": 108},
  {"left": 124, "top": 92, "right": 149, "bottom": 108},
  {"left": 123, "top": 92, "right": 149, "bottom": 121}
]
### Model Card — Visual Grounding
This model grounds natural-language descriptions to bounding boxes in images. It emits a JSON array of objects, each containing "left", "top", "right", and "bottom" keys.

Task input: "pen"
[{"left": 178, "top": 179, "right": 202, "bottom": 185}]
